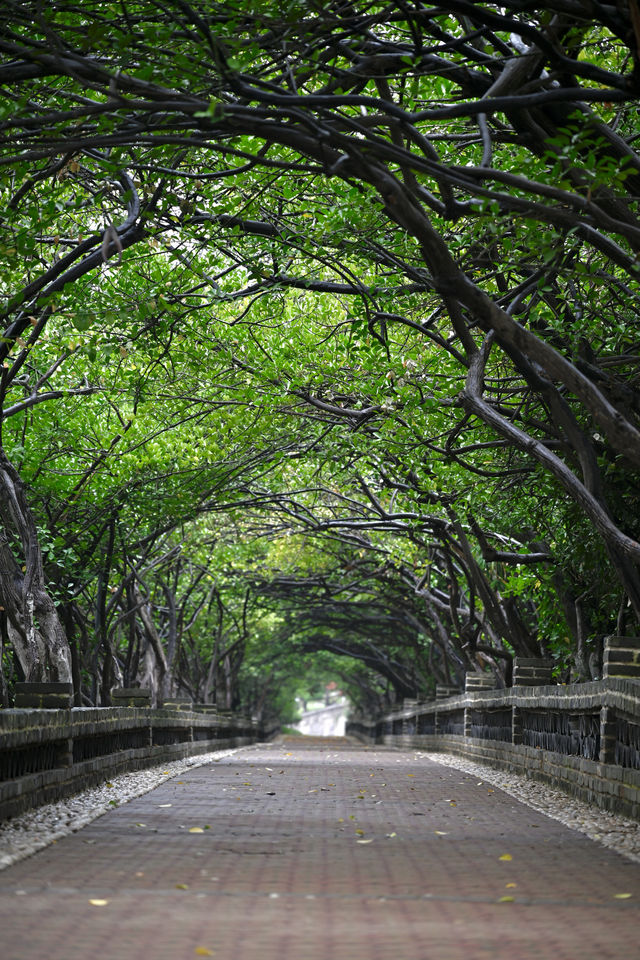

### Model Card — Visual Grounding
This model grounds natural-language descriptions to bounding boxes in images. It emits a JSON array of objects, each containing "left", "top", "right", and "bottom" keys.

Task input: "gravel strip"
[
  {"left": 0, "top": 744, "right": 258, "bottom": 872},
  {"left": 420, "top": 750, "right": 640, "bottom": 863}
]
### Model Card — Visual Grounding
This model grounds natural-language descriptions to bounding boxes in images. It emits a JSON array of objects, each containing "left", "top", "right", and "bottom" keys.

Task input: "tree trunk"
[{"left": 0, "top": 449, "right": 71, "bottom": 682}]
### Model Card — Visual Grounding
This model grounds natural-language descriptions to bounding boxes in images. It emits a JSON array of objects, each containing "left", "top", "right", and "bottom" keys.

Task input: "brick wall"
[
  {"left": 0, "top": 705, "right": 262, "bottom": 820},
  {"left": 347, "top": 674, "right": 640, "bottom": 820}
]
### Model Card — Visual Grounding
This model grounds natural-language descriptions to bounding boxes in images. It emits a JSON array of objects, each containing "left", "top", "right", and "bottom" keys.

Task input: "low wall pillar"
[
  {"left": 512, "top": 658, "right": 553, "bottom": 686},
  {"left": 435, "top": 685, "right": 458, "bottom": 736},
  {"left": 14, "top": 682, "right": 73, "bottom": 709},
  {"left": 164, "top": 697, "right": 194, "bottom": 711},
  {"left": 603, "top": 636, "right": 640, "bottom": 680},
  {"left": 402, "top": 699, "right": 418, "bottom": 734},
  {"left": 464, "top": 675, "right": 494, "bottom": 738},
  {"left": 464, "top": 707, "right": 471, "bottom": 738},
  {"left": 599, "top": 706, "right": 617, "bottom": 764},
  {"left": 110, "top": 687, "right": 152, "bottom": 708},
  {"left": 465, "top": 672, "right": 495, "bottom": 692},
  {"left": 512, "top": 706, "right": 523, "bottom": 745}
]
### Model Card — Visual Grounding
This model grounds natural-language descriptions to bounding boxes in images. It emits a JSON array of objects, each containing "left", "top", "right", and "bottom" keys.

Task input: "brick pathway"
[{"left": 1, "top": 736, "right": 639, "bottom": 960}]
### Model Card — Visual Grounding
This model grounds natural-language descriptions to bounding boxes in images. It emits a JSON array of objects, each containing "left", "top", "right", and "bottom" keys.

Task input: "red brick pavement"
[{"left": 1, "top": 736, "right": 639, "bottom": 960}]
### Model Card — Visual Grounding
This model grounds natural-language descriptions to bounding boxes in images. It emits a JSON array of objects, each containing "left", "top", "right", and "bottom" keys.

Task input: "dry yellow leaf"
[
  {"left": 189, "top": 827, "right": 205, "bottom": 834},
  {"left": 614, "top": 893, "right": 632, "bottom": 899},
  {"left": 434, "top": 831, "right": 448, "bottom": 836},
  {"left": 355, "top": 829, "right": 365, "bottom": 836},
  {"left": 505, "top": 883, "right": 517, "bottom": 889},
  {"left": 194, "top": 948, "right": 215, "bottom": 956},
  {"left": 89, "top": 899, "right": 109, "bottom": 906},
  {"left": 499, "top": 854, "right": 512, "bottom": 861},
  {"left": 498, "top": 896, "right": 514, "bottom": 903},
  {"left": 176, "top": 884, "right": 189, "bottom": 890}
]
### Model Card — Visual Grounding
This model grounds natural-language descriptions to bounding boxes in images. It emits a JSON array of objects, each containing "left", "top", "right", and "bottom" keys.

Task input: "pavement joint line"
[{"left": 1, "top": 884, "right": 636, "bottom": 909}]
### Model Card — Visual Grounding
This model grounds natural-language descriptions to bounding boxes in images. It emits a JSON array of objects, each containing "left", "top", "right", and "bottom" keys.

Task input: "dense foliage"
[{"left": 0, "top": 1, "right": 639, "bottom": 719}]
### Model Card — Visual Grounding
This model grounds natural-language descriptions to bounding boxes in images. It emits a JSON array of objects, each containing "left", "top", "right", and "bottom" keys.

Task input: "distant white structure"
[{"left": 292, "top": 699, "right": 349, "bottom": 736}]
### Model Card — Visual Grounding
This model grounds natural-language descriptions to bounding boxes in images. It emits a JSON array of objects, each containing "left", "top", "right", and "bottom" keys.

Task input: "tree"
[{"left": 1, "top": 2, "right": 639, "bottom": 703}]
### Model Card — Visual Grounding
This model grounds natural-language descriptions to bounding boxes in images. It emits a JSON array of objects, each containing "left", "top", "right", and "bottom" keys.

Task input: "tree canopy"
[{"left": 0, "top": 1, "right": 639, "bottom": 719}]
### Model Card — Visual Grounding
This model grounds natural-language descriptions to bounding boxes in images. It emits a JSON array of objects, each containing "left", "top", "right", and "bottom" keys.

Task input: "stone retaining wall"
[
  {"left": 0, "top": 706, "right": 261, "bottom": 820},
  {"left": 347, "top": 675, "right": 640, "bottom": 820}
]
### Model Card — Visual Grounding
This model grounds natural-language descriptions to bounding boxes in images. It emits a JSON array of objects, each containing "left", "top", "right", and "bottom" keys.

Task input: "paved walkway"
[{"left": 1, "top": 737, "right": 639, "bottom": 960}]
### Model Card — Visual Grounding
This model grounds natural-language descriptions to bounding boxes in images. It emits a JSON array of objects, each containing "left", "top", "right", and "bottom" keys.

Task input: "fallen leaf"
[
  {"left": 158, "top": 804, "right": 172, "bottom": 808},
  {"left": 499, "top": 854, "right": 512, "bottom": 861},
  {"left": 498, "top": 896, "right": 514, "bottom": 903},
  {"left": 106, "top": 782, "right": 114, "bottom": 788},
  {"left": 175, "top": 883, "right": 189, "bottom": 890},
  {"left": 386, "top": 832, "right": 397, "bottom": 838},
  {"left": 189, "top": 827, "right": 205, "bottom": 834},
  {"left": 194, "top": 948, "right": 215, "bottom": 956},
  {"left": 134, "top": 823, "right": 146, "bottom": 827},
  {"left": 614, "top": 893, "right": 632, "bottom": 899},
  {"left": 355, "top": 829, "right": 365, "bottom": 836},
  {"left": 505, "top": 883, "right": 517, "bottom": 889},
  {"left": 434, "top": 831, "right": 448, "bottom": 836},
  {"left": 356, "top": 838, "right": 374, "bottom": 844},
  {"left": 338, "top": 818, "right": 344, "bottom": 823},
  {"left": 89, "top": 899, "right": 109, "bottom": 906}
]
